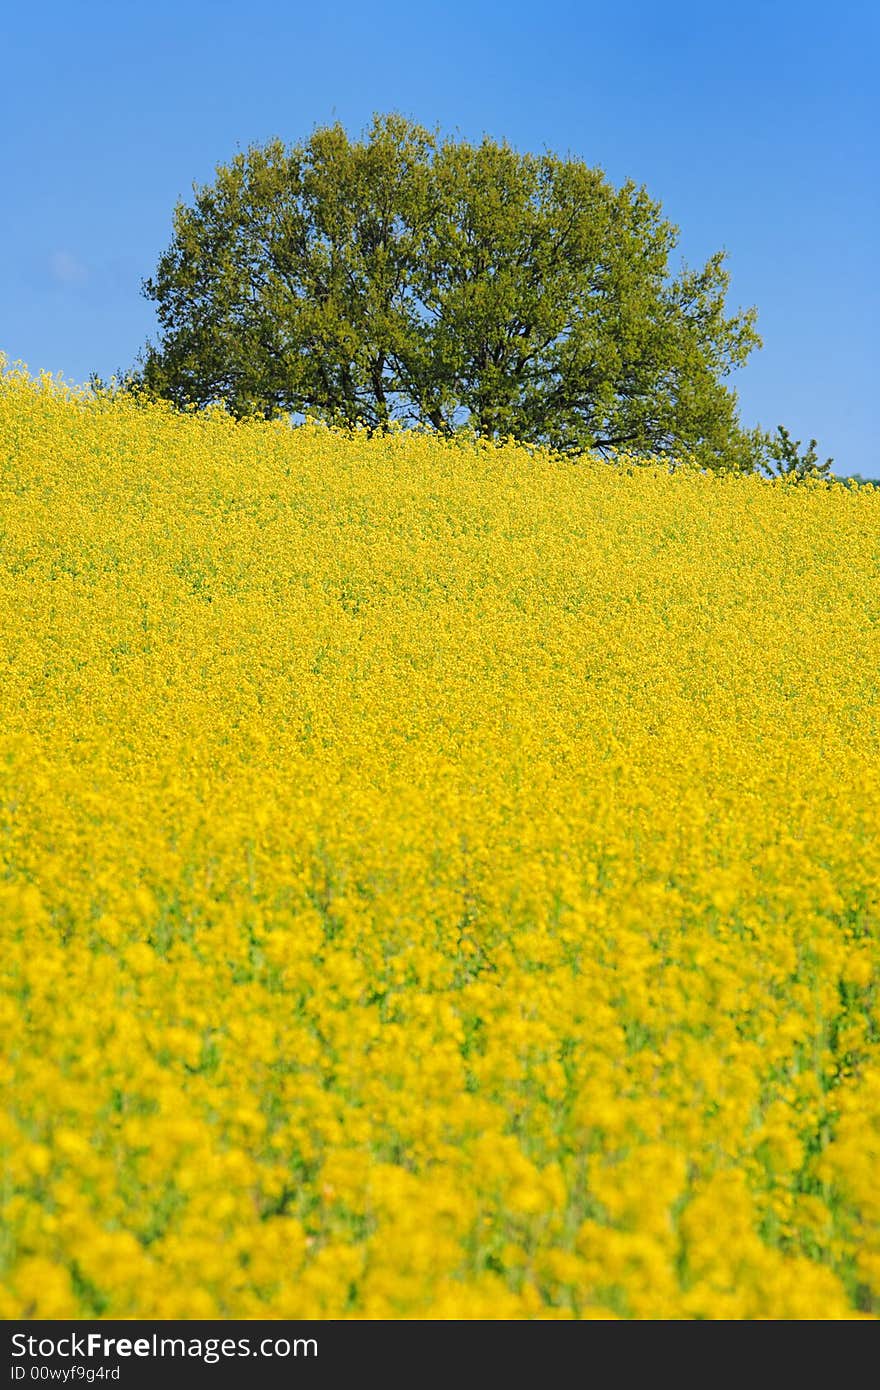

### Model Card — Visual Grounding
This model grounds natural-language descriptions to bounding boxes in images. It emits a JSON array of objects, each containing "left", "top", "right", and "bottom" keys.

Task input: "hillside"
[{"left": 1, "top": 369, "right": 879, "bottom": 1318}]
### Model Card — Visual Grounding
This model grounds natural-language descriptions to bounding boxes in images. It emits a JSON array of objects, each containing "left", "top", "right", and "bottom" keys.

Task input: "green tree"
[
  {"left": 761, "top": 424, "right": 834, "bottom": 483},
  {"left": 137, "top": 114, "right": 762, "bottom": 467}
]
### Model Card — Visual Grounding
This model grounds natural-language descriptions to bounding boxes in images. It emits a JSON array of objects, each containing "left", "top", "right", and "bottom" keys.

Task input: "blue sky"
[{"left": 2, "top": 0, "right": 877, "bottom": 473}]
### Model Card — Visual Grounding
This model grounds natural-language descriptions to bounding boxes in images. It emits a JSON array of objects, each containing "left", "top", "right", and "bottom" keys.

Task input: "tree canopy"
[{"left": 138, "top": 114, "right": 764, "bottom": 468}]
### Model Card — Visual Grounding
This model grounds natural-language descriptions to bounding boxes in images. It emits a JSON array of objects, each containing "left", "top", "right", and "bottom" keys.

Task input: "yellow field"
[{"left": 1, "top": 367, "right": 878, "bottom": 1319}]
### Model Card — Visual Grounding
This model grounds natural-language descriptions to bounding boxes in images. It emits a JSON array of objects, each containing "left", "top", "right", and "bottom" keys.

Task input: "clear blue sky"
[{"left": 2, "top": 0, "right": 877, "bottom": 473}]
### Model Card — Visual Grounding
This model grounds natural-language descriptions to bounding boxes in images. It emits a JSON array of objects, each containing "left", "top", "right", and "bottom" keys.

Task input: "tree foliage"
[
  {"left": 762, "top": 424, "right": 834, "bottom": 483},
  {"left": 138, "top": 114, "right": 764, "bottom": 467}
]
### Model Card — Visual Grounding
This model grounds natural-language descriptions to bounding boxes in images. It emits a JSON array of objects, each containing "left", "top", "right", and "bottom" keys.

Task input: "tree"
[
  {"left": 137, "top": 114, "right": 762, "bottom": 468},
  {"left": 761, "top": 424, "right": 834, "bottom": 483}
]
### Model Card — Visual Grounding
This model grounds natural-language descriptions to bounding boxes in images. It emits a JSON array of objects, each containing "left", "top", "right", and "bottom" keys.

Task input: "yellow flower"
[{"left": 1, "top": 366, "right": 878, "bottom": 1318}]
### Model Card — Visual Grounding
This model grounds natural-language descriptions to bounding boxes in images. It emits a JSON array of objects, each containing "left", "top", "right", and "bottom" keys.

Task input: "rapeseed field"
[{"left": 1, "top": 365, "right": 878, "bottom": 1319}]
